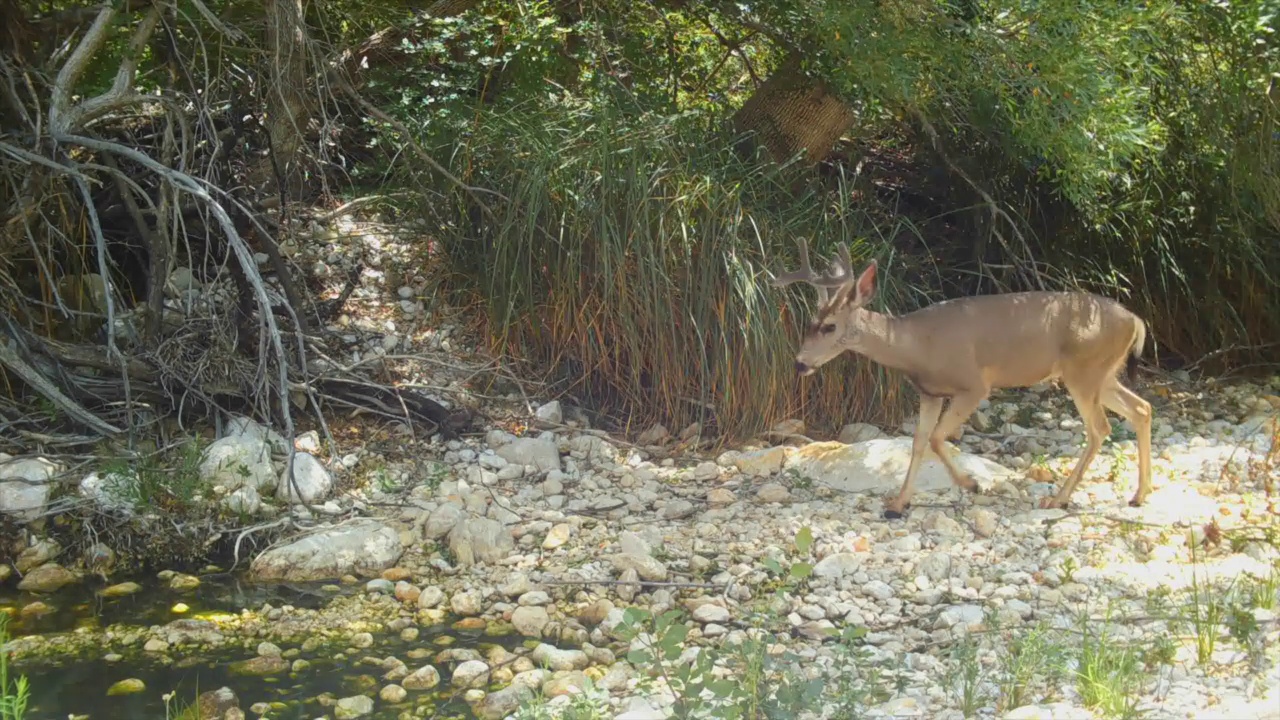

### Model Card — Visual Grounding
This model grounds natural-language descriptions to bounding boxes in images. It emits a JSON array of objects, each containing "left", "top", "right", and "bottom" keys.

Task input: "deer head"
[{"left": 771, "top": 238, "right": 879, "bottom": 376}]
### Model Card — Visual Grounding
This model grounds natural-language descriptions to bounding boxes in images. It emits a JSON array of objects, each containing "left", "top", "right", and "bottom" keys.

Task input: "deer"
[{"left": 771, "top": 238, "right": 1153, "bottom": 520}]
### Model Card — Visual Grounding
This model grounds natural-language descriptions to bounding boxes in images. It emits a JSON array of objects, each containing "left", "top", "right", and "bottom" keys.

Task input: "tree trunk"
[
  {"left": 730, "top": 52, "right": 856, "bottom": 165},
  {"left": 261, "top": 0, "right": 313, "bottom": 200}
]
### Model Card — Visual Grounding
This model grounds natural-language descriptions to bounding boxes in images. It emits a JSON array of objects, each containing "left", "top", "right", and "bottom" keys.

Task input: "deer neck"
[{"left": 849, "top": 310, "right": 928, "bottom": 376}]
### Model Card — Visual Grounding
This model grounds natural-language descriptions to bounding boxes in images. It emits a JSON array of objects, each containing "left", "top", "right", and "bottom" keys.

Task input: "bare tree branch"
[{"left": 50, "top": 5, "right": 164, "bottom": 133}]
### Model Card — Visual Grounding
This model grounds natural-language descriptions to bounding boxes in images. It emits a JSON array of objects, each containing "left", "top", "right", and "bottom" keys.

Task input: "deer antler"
[{"left": 770, "top": 238, "right": 854, "bottom": 305}]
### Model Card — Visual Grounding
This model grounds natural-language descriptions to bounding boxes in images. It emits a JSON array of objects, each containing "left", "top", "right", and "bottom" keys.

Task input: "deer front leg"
[{"left": 885, "top": 395, "right": 946, "bottom": 519}]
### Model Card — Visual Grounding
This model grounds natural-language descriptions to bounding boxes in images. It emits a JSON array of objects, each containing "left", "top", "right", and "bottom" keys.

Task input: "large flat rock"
[
  {"left": 783, "top": 437, "right": 1014, "bottom": 494},
  {"left": 249, "top": 518, "right": 403, "bottom": 582}
]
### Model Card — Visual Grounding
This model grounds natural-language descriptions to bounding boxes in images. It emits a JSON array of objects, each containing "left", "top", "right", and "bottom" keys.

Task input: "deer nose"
[{"left": 794, "top": 361, "right": 809, "bottom": 375}]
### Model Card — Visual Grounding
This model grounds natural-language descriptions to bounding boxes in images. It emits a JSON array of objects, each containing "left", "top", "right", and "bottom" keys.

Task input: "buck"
[{"left": 771, "top": 239, "right": 1153, "bottom": 519}]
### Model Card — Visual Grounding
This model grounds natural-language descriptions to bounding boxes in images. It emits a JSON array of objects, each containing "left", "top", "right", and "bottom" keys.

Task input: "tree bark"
[
  {"left": 730, "top": 52, "right": 856, "bottom": 165},
  {"left": 261, "top": 0, "right": 313, "bottom": 200}
]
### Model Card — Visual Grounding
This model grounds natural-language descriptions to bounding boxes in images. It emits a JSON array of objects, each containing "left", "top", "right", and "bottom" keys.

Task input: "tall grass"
[{"left": 428, "top": 102, "right": 928, "bottom": 440}]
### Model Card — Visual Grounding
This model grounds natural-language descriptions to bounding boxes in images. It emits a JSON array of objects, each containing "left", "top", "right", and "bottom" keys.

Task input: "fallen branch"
[{"left": 0, "top": 332, "right": 120, "bottom": 436}]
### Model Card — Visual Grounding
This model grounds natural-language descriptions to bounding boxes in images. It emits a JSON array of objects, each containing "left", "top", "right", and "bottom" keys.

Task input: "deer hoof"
[
  {"left": 882, "top": 504, "right": 910, "bottom": 520},
  {"left": 1038, "top": 497, "right": 1065, "bottom": 510},
  {"left": 1128, "top": 496, "right": 1147, "bottom": 508},
  {"left": 955, "top": 474, "right": 978, "bottom": 492}
]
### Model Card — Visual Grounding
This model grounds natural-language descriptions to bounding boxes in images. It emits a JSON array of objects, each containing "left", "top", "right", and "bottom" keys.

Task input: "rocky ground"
[{"left": 3, "top": 217, "right": 1279, "bottom": 720}]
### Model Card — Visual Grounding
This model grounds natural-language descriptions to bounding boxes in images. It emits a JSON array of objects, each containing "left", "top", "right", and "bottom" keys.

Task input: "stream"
[{"left": 1, "top": 572, "right": 513, "bottom": 719}]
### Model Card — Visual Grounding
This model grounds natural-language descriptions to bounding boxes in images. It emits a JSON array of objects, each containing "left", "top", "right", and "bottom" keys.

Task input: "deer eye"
[{"left": 819, "top": 323, "right": 836, "bottom": 335}]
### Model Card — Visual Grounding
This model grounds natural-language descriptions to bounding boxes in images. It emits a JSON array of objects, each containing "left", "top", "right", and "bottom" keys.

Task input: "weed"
[
  {"left": 513, "top": 677, "right": 610, "bottom": 720},
  {"left": 1058, "top": 555, "right": 1079, "bottom": 584},
  {"left": 950, "top": 633, "right": 988, "bottom": 718},
  {"left": 996, "top": 621, "right": 1066, "bottom": 713},
  {"left": 0, "top": 614, "right": 30, "bottom": 720},
  {"left": 1185, "top": 544, "right": 1228, "bottom": 666},
  {"left": 99, "top": 437, "right": 206, "bottom": 513},
  {"left": 1074, "top": 608, "right": 1148, "bottom": 719}
]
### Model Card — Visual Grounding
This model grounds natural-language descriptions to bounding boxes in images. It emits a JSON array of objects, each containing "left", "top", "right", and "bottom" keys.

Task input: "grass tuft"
[{"left": 428, "top": 102, "right": 929, "bottom": 440}]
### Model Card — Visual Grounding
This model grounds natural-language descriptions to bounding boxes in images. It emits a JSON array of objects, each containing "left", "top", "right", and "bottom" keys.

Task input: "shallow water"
[
  {"left": 2, "top": 573, "right": 509, "bottom": 719},
  {"left": 16, "top": 630, "right": 484, "bottom": 719}
]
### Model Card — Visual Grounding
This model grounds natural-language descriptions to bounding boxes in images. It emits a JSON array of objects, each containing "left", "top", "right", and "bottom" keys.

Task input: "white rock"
[
  {"left": 784, "top": 438, "right": 1012, "bottom": 495},
  {"left": 451, "top": 590, "right": 483, "bottom": 616},
  {"left": 530, "top": 643, "right": 590, "bottom": 671},
  {"left": 619, "top": 531, "right": 651, "bottom": 556},
  {"left": 719, "top": 447, "right": 789, "bottom": 477},
  {"left": 534, "top": 401, "right": 563, "bottom": 426},
  {"left": 692, "top": 604, "right": 730, "bottom": 623},
  {"left": 692, "top": 461, "right": 720, "bottom": 480},
  {"left": 450, "top": 660, "right": 490, "bottom": 688},
  {"left": 518, "top": 590, "right": 551, "bottom": 606},
  {"left": 918, "top": 552, "right": 952, "bottom": 582},
  {"left": 276, "top": 452, "right": 333, "bottom": 504},
  {"left": 0, "top": 455, "right": 60, "bottom": 522},
  {"left": 416, "top": 586, "right": 445, "bottom": 609},
  {"left": 199, "top": 436, "right": 276, "bottom": 491},
  {"left": 938, "top": 604, "right": 985, "bottom": 630},
  {"left": 511, "top": 606, "right": 550, "bottom": 637},
  {"left": 448, "top": 515, "right": 512, "bottom": 566},
  {"left": 863, "top": 580, "right": 894, "bottom": 600},
  {"left": 79, "top": 471, "right": 135, "bottom": 514},
  {"left": 248, "top": 519, "right": 403, "bottom": 581},
  {"left": 422, "top": 503, "right": 465, "bottom": 539},
  {"left": 814, "top": 553, "right": 863, "bottom": 579},
  {"left": 609, "top": 553, "right": 668, "bottom": 581},
  {"left": 223, "top": 415, "right": 288, "bottom": 454},
  {"left": 334, "top": 695, "right": 373, "bottom": 719},
  {"left": 223, "top": 486, "right": 261, "bottom": 514},
  {"left": 496, "top": 437, "right": 561, "bottom": 472},
  {"left": 756, "top": 483, "right": 791, "bottom": 503},
  {"left": 401, "top": 665, "right": 440, "bottom": 690},
  {"left": 543, "top": 523, "right": 571, "bottom": 549},
  {"left": 839, "top": 423, "right": 885, "bottom": 443},
  {"left": 969, "top": 508, "right": 999, "bottom": 538}
]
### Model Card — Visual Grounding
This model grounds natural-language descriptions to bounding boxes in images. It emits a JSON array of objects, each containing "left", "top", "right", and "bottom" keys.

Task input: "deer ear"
[{"left": 852, "top": 260, "right": 877, "bottom": 305}]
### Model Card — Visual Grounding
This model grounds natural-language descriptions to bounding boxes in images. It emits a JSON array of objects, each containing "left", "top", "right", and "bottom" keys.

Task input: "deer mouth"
[{"left": 794, "top": 361, "right": 817, "bottom": 377}]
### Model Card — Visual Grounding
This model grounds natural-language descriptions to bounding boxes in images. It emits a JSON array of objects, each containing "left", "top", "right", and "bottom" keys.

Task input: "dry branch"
[
  {"left": 0, "top": 333, "right": 120, "bottom": 435},
  {"left": 50, "top": 5, "right": 163, "bottom": 134}
]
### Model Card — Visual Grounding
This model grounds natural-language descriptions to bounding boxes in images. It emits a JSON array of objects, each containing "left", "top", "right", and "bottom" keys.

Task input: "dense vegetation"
[{"left": 1, "top": 0, "right": 1277, "bottom": 445}]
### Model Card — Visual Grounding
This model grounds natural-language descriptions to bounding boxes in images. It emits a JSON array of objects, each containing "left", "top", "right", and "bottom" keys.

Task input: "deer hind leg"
[
  {"left": 1042, "top": 379, "right": 1109, "bottom": 510},
  {"left": 927, "top": 389, "right": 989, "bottom": 493},
  {"left": 1100, "top": 379, "right": 1154, "bottom": 507},
  {"left": 885, "top": 394, "right": 946, "bottom": 519}
]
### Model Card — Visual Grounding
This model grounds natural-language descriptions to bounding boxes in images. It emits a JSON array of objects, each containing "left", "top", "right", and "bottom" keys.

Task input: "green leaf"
[
  {"left": 790, "top": 562, "right": 814, "bottom": 579},
  {"left": 795, "top": 526, "right": 813, "bottom": 554},
  {"left": 708, "top": 679, "right": 737, "bottom": 697}
]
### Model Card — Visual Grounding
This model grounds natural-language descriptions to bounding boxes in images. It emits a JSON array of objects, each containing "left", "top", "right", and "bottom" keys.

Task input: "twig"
[
  {"left": 312, "top": 193, "right": 416, "bottom": 222},
  {"left": 231, "top": 516, "right": 296, "bottom": 570},
  {"left": 538, "top": 579, "right": 727, "bottom": 590}
]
